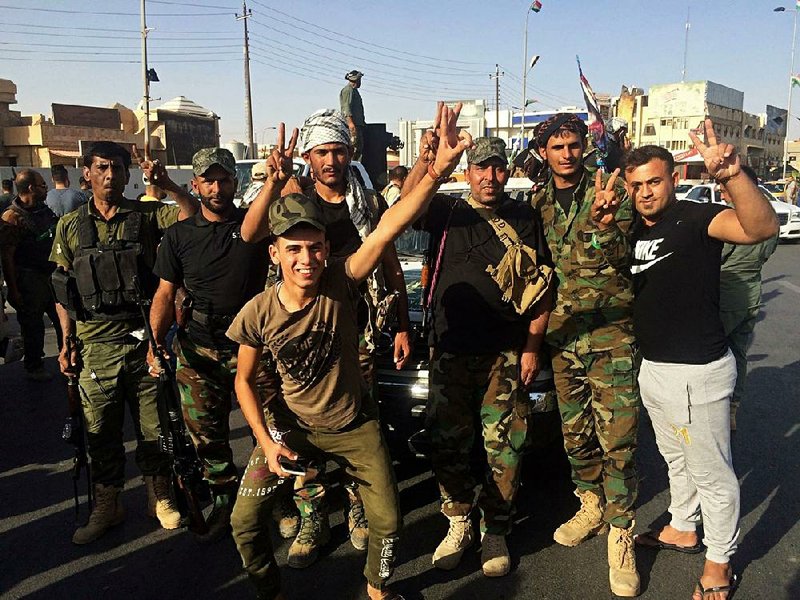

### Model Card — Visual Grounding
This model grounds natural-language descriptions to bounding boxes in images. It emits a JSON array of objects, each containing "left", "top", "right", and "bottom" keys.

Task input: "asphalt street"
[{"left": 1, "top": 243, "right": 799, "bottom": 600}]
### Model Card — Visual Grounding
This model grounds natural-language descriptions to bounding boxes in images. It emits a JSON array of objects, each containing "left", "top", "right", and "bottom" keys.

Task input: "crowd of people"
[{"left": 0, "top": 83, "right": 781, "bottom": 599}]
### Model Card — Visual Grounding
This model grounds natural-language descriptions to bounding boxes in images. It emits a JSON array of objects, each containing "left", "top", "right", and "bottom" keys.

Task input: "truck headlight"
[{"left": 791, "top": 211, "right": 800, "bottom": 222}]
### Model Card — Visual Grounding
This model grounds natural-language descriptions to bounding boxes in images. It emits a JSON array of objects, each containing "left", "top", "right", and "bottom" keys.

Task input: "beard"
[{"left": 201, "top": 194, "right": 234, "bottom": 214}]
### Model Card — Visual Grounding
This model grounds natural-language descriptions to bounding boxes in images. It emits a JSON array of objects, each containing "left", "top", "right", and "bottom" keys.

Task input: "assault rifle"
[
  {"left": 133, "top": 277, "right": 209, "bottom": 535},
  {"left": 62, "top": 359, "right": 92, "bottom": 517}
]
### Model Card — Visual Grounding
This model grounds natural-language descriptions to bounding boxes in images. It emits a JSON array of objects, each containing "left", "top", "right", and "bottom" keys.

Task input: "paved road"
[{"left": 1, "top": 243, "right": 799, "bottom": 600}]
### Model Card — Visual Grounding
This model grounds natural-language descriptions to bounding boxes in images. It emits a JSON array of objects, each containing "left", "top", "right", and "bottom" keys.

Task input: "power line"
[
  {"left": 0, "top": 22, "right": 239, "bottom": 38},
  {"left": 0, "top": 41, "right": 241, "bottom": 50},
  {"left": 249, "top": 57, "right": 454, "bottom": 105},
  {"left": 150, "top": 0, "right": 236, "bottom": 8},
  {"left": 249, "top": 0, "right": 489, "bottom": 68},
  {"left": 1, "top": 48, "right": 240, "bottom": 57},
  {"left": 248, "top": 39, "right": 490, "bottom": 93},
  {"left": 0, "top": 56, "right": 239, "bottom": 64},
  {"left": 248, "top": 14, "right": 480, "bottom": 75},
  {"left": 0, "top": 4, "right": 232, "bottom": 16},
  {"left": 248, "top": 48, "right": 490, "bottom": 102},
  {"left": 250, "top": 17, "right": 483, "bottom": 79}
]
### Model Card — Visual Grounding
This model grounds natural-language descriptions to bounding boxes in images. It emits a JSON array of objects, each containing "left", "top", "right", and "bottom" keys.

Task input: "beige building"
[
  {"left": 617, "top": 80, "right": 786, "bottom": 180},
  {"left": 0, "top": 79, "right": 220, "bottom": 168}
]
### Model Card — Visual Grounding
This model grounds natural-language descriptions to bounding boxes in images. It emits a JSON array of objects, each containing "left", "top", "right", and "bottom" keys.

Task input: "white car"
[
  {"left": 684, "top": 183, "right": 800, "bottom": 240},
  {"left": 674, "top": 183, "right": 694, "bottom": 200}
]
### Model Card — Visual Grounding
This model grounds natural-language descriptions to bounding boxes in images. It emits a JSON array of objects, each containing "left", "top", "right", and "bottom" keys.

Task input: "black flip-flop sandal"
[
  {"left": 695, "top": 573, "right": 740, "bottom": 599},
  {"left": 634, "top": 530, "right": 704, "bottom": 554}
]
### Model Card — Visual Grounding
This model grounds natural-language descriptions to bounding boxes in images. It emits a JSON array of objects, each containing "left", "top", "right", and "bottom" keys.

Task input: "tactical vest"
[{"left": 71, "top": 203, "right": 156, "bottom": 321}]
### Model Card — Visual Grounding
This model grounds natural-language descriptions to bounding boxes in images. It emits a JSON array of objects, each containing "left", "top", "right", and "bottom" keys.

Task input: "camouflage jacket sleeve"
[{"left": 591, "top": 178, "right": 634, "bottom": 278}]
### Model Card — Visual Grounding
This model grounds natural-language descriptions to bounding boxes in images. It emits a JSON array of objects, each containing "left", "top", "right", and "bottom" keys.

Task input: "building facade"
[{"left": 617, "top": 80, "right": 787, "bottom": 180}]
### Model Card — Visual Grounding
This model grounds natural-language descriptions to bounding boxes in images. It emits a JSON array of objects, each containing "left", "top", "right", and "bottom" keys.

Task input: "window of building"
[{"left": 644, "top": 124, "right": 656, "bottom": 136}]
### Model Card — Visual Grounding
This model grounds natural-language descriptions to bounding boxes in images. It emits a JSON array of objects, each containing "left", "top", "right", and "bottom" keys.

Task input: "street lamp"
[
  {"left": 521, "top": 2, "right": 541, "bottom": 150},
  {"left": 776, "top": 5, "right": 798, "bottom": 179}
]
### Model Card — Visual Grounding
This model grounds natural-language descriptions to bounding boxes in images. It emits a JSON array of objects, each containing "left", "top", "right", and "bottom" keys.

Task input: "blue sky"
[{"left": 0, "top": 0, "right": 797, "bottom": 145}]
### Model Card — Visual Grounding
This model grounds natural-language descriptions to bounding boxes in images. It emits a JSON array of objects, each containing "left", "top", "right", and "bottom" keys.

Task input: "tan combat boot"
[
  {"left": 72, "top": 483, "right": 125, "bottom": 545},
  {"left": 608, "top": 521, "right": 640, "bottom": 597},
  {"left": 481, "top": 533, "right": 510, "bottom": 577},
  {"left": 432, "top": 515, "right": 474, "bottom": 570},
  {"left": 553, "top": 489, "right": 608, "bottom": 547},
  {"left": 271, "top": 494, "right": 300, "bottom": 539},
  {"left": 287, "top": 510, "right": 331, "bottom": 568},
  {"left": 346, "top": 487, "right": 369, "bottom": 552},
  {"left": 144, "top": 475, "right": 182, "bottom": 530}
]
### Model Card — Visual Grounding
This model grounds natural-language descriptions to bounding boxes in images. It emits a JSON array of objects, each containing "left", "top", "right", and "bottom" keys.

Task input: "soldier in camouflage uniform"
[
  {"left": 411, "top": 136, "right": 553, "bottom": 578},
  {"left": 50, "top": 141, "right": 198, "bottom": 545},
  {"left": 530, "top": 114, "right": 641, "bottom": 597},
  {"left": 149, "top": 146, "right": 290, "bottom": 542}
]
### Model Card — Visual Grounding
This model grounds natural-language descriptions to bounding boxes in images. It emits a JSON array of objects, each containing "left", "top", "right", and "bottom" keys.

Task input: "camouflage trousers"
[
  {"left": 175, "top": 330, "right": 239, "bottom": 496},
  {"left": 427, "top": 349, "right": 527, "bottom": 536},
  {"left": 231, "top": 417, "right": 401, "bottom": 594},
  {"left": 78, "top": 337, "right": 170, "bottom": 485},
  {"left": 551, "top": 343, "right": 640, "bottom": 528}
]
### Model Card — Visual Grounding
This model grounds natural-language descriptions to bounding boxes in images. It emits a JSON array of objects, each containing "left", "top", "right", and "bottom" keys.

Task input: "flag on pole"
[
  {"left": 792, "top": 74, "right": 800, "bottom": 87},
  {"left": 576, "top": 56, "right": 608, "bottom": 170},
  {"left": 796, "top": 0, "right": 799, "bottom": 10},
  {"left": 531, "top": 1, "right": 543, "bottom": 12}
]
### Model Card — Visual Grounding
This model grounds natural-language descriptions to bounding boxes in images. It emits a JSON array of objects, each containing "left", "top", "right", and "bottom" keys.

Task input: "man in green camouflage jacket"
[{"left": 530, "top": 114, "right": 641, "bottom": 597}]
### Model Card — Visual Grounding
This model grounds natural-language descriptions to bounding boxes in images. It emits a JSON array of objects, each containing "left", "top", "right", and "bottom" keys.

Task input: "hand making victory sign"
[
  {"left": 590, "top": 167, "right": 622, "bottom": 229},
  {"left": 431, "top": 102, "right": 473, "bottom": 177},
  {"left": 264, "top": 122, "right": 299, "bottom": 186},
  {"left": 689, "top": 118, "right": 740, "bottom": 183},
  {"left": 240, "top": 122, "right": 301, "bottom": 243},
  {"left": 419, "top": 101, "right": 444, "bottom": 164}
]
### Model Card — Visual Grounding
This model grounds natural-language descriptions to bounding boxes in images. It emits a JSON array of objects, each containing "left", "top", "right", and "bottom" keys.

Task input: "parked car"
[
  {"left": 683, "top": 183, "right": 800, "bottom": 241},
  {"left": 375, "top": 194, "right": 563, "bottom": 462},
  {"left": 762, "top": 180, "right": 788, "bottom": 202},
  {"left": 674, "top": 183, "right": 694, "bottom": 200}
]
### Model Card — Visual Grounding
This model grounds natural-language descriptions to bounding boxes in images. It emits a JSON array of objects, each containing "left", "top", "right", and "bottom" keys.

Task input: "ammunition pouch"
[
  {"left": 51, "top": 269, "right": 83, "bottom": 321},
  {"left": 70, "top": 203, "right": 155, "bottom": 321}
]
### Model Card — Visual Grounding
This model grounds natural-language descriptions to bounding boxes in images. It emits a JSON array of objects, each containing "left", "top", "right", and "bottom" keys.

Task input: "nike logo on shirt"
[{"left": 631, "top": 252, "right": 674, "bottom": 274}]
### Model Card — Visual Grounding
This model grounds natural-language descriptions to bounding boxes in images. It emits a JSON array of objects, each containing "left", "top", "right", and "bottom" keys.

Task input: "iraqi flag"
[{"left": 531, "top": 1, "right": 543, "bottom": 12}]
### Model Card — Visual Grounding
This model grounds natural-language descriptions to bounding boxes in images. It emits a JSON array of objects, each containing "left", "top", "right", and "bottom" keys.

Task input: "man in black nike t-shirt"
[{"left": 605, "top": 120, "right": 777, "bottom": 600}]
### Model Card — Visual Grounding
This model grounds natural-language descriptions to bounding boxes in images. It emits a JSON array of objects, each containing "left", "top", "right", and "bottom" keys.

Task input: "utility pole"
[
  {"left": 236, "top": 1, "right": 255, "bottom": 159},
  {"left": 681, "top": 7, "right": 690, "bottom": 82},
  {"left": 490, "top": 64, "right": 504, "bottom": 135},
  {"left": 784, "top": 6, "right": 798, "bottom": 179},
  {"left": 140, "top": 0, "right": 151, "bottom": 159}
]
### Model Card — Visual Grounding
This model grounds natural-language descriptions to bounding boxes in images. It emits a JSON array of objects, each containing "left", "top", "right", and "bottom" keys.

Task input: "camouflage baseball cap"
[
  {"left": 269, "top": 193, "right": 326, "bottom": 236},
  {"left": 467, "top": 137, "right": 507, "bottom": 165},
  {"left": 192, "top": 147, "right": 236, "bottom": 177}
]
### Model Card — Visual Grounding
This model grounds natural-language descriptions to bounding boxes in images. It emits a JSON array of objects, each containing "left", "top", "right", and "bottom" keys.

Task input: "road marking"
[{"left": 779, "top": 281, "right": 800, "bottom": 294}]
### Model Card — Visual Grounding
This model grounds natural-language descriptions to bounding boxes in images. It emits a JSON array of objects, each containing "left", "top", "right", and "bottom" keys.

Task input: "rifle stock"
[{"left": 133, "top": 277, "right": 209, "bottom": 535}]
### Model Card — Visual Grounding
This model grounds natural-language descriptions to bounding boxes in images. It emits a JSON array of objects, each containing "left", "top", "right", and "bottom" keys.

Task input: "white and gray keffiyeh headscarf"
[{"left": 299, "top": 108, "right": 371, "bottom": 240}]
